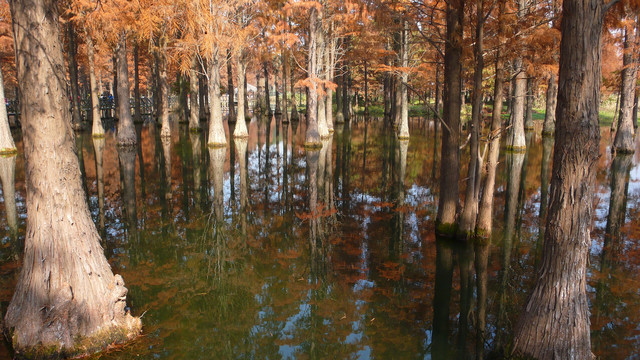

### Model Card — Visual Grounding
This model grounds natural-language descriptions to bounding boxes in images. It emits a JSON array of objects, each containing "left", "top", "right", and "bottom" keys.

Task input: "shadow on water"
[{"left": 0, "top": 119, "right": 639, "bottom": 359}]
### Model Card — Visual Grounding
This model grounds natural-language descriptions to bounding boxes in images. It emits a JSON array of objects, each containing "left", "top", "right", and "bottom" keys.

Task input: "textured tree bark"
[
  {"left": 208, "top": 50, "right": 226, "bottom": 147},
  {"left": 264, "top": 63, "right": 272, "bottom": 116},
  {"left": 305, "top": 6, "right": 321, "bottom": 148},
  {"left": 67, "top": 22, "right": 83, "bottom": 130},
  {"left": 0, "top": 67, "right": 16, "bottom": 154},
  {"left": 436, "top": 0, "right": 463, "bottom": 231},
  {"left": 234, "top": 54, "right": 248, "bottom": 138},
  {"left": 614, "top": 25, "right": 637, "bottom": 154},
  {"left": 86, "top": 36, "right": 105, "bottom": 138},
  {"left": 159, "top": 39, "right": 171, "bottom": 138},
  {"left": 458, "top": 0, "right": 484, "bottom": 237},
  {"left": 189, "top": 58, "right": 200, "bottom": 131},
  {"left": 326, "top": 30, "right": 336, "bottom": 133},
  {"left": 542, "top": 73, "right": 557, "bottom": 136},
  {"left": 116, "top": 34, "right": 137, "bottom": 145},
  {"left": 398, "top": 20, "right": 410, "bottom": 139},
  {"left": 512, "top": 0, "right": 606, "bottom": 357},
  {"left": 4, "top": 0, "right": 141, "bottom": 356}
]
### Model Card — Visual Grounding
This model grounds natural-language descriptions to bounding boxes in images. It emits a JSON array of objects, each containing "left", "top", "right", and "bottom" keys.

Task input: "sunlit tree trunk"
[
  {"left": 542, "top": 73, "right": 557, "bottom": 136},
  {"left": 398, "top": 20, "right": 410, "bottom": 139},
  {"left": 614, "top": 24, "right": 637, "bottom": 154},
  {"left": 67, "top": 22, "right": 83, "bottom": 130},
  {"left": 4, "top": 0, "right": 140, "bottom": 355},
  {"left": 86, "top": 36, "right": 104, "bottom": 138},
  {"left": 189, "top": 58, "right": 200, "bottom": 131},
  {"left": 208, "top": 50, "right": 226, "bottom": 147},
  {"left": 512, "top": 0, "right": 608, "bottom": 357},
  {"left": 507, "top": 59, "right": 526, "bottom": 150},
  {"left": 305, "top": 6, "right": 322, "bottom": 148},
  {"left": 317, "top": 16, "right": 329, "bottom": 139},
  {"left": 234, "top": 54, "right": 248, "bottom": 138},
  {"left": 326, "top": 27, "right": 336, "bottom": 133},
  {"left": 159, "top": 38, "right": 171, "bottom": 138},
  {"left": 437, "top": 0, "right": 463, "bottom": 231},
  {"left": 0, "top": 68, "right": 16, "bottom": 154},
  {"left": 116, "top": 33, "right": 137, "bottom": 145},
  {"left": 524, "top": 77, "right": 535, "bottom": 130}
]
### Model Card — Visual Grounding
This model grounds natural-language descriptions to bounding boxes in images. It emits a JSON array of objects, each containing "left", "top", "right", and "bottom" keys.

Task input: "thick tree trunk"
[
  {"left": 458, "top": 0, "right": 484, "bottom": 237},
  {"left": 398, "top": 20, "right": 410, "bottom": 139},
  {"left": 437, "top": 0, "right": 463, "bottom": 231},
  {"left": 86, "top": 36, "right": 105, "bottom": 138},
  {"left": 159, "top": 41, "right": 171, "bottom": 138},
  {"left": 234, "top": 54, "right": 248, "bottom": 138},
  {"left": 0, "top": 68, "right": 16, "bottom": 154},
  {"left": 189, "top": 58, "right": 200, "bottom": 131},
  {"left": 542, "top": 72, "right": 557, "bottom": 136},
  {"left": 507, "top": 60, "right": 527, "bottom": 151},
  {"left": 614, "top": 25, "right": 637, "bottom": 153},
  {"left": 305, "top": 7, "right": 321, "bottom": 148},
  {"left": 116, "top": 34, "right": 136, "bottom": 145},
  {"left": 208, "top": 50, "right": 226, "bottom": 147},
  {"left": 512, "top": 0, "right": 606, "bottom": 357},
  {"left": 134, "top": 43, "right": 142, "bottom": 124},
  {"left": 67, "top": 22, "right": 83, "bottom": 130},
  {"left": 113, "top": 55, "right": 119, "bottom": 120},
  {"left": 264, "top": 63, "right": 272, "bottom": 116},
  {"left": 4, "top": 0, "right": 140, "bottom": 356}
]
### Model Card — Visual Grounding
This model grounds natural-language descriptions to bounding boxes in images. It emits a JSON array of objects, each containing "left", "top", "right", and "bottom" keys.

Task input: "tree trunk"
[
  {"left": 524, "top": 77, "right": 535, "bottom": 130},
  {"left": 189, "top": 58, "right": 200, "bottom": 131},
  {"left": 67, "top": 22, "right": 83, "bottom": 130},
  {"left": 159, "top": 40, "right": 171, "bottom": 138},
  {"left": 134, "top": 43, "right": 142, "bottom": 124},
  {"left": 326, "top": 29, "right": 335, "bottom": 132},
  {"left": 437, "top": 0, "right": 463, "bottom": 231},
  {"left": 512, "top": 0, "right": 607, "bottom": 357},
  {"left": 0, "top": 155, "right": 17, "bottom": 238},
  {"left": 199, "top": 64, "right": 207, "bottom": 120},
  {"left": 4, "top": 0, "right": 140, "bottom": 356},
  {"left": 507, "top": 59, "right": 527, "bottom": 150},
  {"left": 398, "top": 20, "right": 410, "bottom": 139},
  {"left": 234, "top": 53, "right": 248, "bottom": 138},
  {"left": 86, "top": 36, "right": 104, "bottom": 138},
  {"left": 227, "top": 49, "right": 235, "bottom": 122},
  {"left": 0, "top": 67, "right": 16, "bottom": 154},
  {"left": 614, "top": 25, "right": 637, "bottom": 153},
  {"left": 113, "top": 55, "right": 119, "bottom": 120},
  {"left": 305, "top": 6, "right": 321, "bottom": 148},
  {"left": 316, "top": 17, "right": 329, "bottom": 139},
  {"left": 458, "top": 0, "right": 484, "bottom": 237},
  {"left": 116, "top": 34, "right": 136, "bottom": 145},
  {"left": 264, "top": 62, "right": 272, "bottom": 116},
  {"left": 542, "top": 72, "right": 557, "bottom": 136},
  {"left": 208, "top": 50, "right": 226, "bottom": 147}
]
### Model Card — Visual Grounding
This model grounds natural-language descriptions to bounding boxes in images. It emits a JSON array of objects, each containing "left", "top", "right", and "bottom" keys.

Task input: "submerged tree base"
[
  {"left": 208, "top": 142, "right": 227, "bottom": 149},
  {"left": 7, "top": 314, "right": 141, "bottom": 360},
  {"left": 614, "top": 147, "right": 635, "bottom": 155},
  {"left": 541, "top": 130, "right": 554, "bottom": 137},
  {"left": 435, "top": 221, "right": 458, "bottom": 238},
  {"left": 397, "top": 135, "right": 410, "bottom": 141},
  {"left": 505, "top": 145, "right": 527, "bottom": 153},
  {"left": 0, "top": 148, "right": 18, "bottom": 156},
  {"left": 91, "top": 133, "right": 105, "bottom": 139},
  {"left": 189, "top": 127, "right": 201, "bottom": 134},
  {"left": 304, "top": 141, "right": 323, "bottom": 150}
]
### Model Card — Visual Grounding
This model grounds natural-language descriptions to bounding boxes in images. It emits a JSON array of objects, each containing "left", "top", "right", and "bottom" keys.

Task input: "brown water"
[{"left": 0, "top": 118, "right": 639, "bottom": 359}]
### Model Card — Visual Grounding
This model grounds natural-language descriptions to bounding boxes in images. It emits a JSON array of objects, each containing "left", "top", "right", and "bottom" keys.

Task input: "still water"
[{"left": 0, "top": 117, "right": 639, "bottom": 359}]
